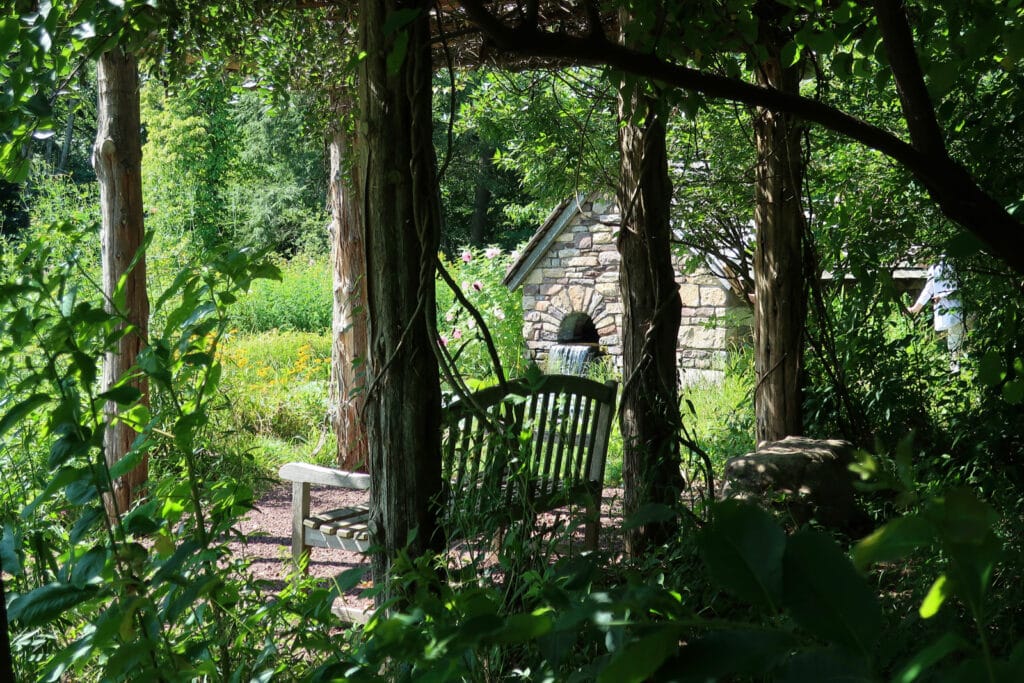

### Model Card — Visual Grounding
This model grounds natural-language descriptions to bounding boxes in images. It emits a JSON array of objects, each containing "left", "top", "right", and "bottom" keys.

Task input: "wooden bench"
[{"left": 279, "top": 375, "right": 618, "bottom": 564}]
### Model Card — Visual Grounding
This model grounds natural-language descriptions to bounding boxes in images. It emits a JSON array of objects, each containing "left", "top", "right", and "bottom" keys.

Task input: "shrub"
[
  {"left": 436, "top": 246, "right": 526, "bottom": 385},
  {"left": 230, "top": 253, "right": 332, "bottom": 333},
  {"left": 0, "top": 225, "right": 339, "bottom": 680}
]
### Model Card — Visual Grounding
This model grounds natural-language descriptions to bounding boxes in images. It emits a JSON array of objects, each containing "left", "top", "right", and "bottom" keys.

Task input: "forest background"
[{"left": 1, "top": 1, "right": 1024, "bottom": 681}]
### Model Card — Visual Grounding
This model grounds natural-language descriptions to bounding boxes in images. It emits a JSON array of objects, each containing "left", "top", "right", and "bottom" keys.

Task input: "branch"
[
  {"left": 872, "top": 0, "right": 947, "bottom": 159},
  {"left": 456, "top": 0, "right": 1024, "bottom": 274}
]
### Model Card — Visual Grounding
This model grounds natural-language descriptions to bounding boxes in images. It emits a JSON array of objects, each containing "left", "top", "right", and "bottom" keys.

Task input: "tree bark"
[
  {"left": 359, "top": 0, "right": 444, "bottom": 597},
  {"left": 617, "top": 81, "right": 684, "bottom": 554},
  {"left": 328, "top": 94, "right": 369, "bottom": 472},
  {"left": 752, "top": 3, "right": 806, "bottom": 445},
  {"left": 0, "top": 567, "right": 12, "bottom": 683},
  {"left": 93, "top": 47, "right": 149, "bottom": 515},
  {"left": 469, "top": 144, "right": 495, "bottom": 246}
]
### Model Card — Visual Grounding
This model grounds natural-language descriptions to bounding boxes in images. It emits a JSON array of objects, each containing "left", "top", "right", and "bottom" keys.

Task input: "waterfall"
[{"left": 547, "top": 344, "right": 596, "bottom": 376}]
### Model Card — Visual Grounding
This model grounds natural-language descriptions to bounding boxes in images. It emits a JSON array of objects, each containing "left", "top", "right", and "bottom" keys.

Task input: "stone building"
[{"left": 503, "top": 195, "right": 748, "bottom": 384}]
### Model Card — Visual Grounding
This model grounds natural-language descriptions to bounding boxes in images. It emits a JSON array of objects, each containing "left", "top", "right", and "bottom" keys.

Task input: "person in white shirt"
[{"left": 909, "top": 260, "right": 965, "bottom": 373}]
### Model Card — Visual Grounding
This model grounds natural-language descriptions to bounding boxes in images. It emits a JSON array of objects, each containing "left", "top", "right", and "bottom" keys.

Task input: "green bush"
[
  {"left": 436, "top": 245, "right": 526, "bottom": 385},
  {"left": 230, "top": 253, "right": 332, "bottom": 333},
  {"left": 0, "top": 226, "right": 339, "bottom": 681}
]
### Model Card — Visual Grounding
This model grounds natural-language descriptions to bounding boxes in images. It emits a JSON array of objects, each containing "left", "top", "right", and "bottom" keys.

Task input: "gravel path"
[{"left": 229, "top": 482, "right": 627, "bottom": 619}]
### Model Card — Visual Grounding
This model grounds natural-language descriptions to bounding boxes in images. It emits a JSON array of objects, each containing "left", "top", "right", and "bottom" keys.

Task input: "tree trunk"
[
  {"left": 328, "top": 95, "right": 369, "bottom": 472},
  {"left": 0, "top": 570, "right": 12, "bottom": 683},
  {"left": 94, "top": 47, "right": 149, "bottom": 515},
  {"left": 359, "top": 0, "right": 444, "bottom": 597},
  {"left": 752, "top": 3, "right": 806, "bottom": 445},
  {"left": 468, "top": 144, "right": 495, "bottom": 247},
  {"left": 617, "top": 81, "right": 684, "bottom": 555}
]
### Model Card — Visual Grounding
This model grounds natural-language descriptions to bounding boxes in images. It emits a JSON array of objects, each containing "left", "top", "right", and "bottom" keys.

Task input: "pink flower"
[
  {"left": 461, "top": 250, "right": 473, "bottom": 263},
  {"left": 472, "top": 280, "right": 483, "bottom": 291},
  {"left": 452, "top": 328, "right": 463, "bottom": 340},
  {"left": 439, "top": 335, "right": 448, "bottom": 346},
  {"left": 485, "top": 247, "right": 500, "bottom": 259},
  {"left": 493, "top": 307, "right": 506, "bottom": 321},
  {"left": 445, "top": 311, "right": 455, "bottom": 322}
]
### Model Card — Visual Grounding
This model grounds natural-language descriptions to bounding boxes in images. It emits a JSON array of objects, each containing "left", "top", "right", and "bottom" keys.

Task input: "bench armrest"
[{"left": 278, "top": 462, "right": 371, "bottom": 490}]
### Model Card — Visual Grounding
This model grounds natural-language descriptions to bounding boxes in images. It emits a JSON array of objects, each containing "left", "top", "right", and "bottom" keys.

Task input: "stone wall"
[{"left": 518, "top": 198, "right": 746, "bottom": 384}]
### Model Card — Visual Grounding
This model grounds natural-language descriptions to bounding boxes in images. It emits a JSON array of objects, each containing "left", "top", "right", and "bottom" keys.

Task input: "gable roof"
[{"left": 503, "top": 192, "right": 591, "bottom": 289}]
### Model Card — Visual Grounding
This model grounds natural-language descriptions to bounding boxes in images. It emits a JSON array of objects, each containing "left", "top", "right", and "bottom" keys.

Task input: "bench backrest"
[{"left": 441, "top": 374, "right": 617, "bottom": 534}]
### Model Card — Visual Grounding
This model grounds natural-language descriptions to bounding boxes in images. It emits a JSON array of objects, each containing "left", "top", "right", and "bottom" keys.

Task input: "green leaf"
[
  {"left": 806, "top": 30, "right": 836, "bottom": 55},
  {"left": 782, "top": 529, "right": 882, "bottom": 657},
  {"left": 493, "top": 611, "right": 553, "bottom": 644},
  {"left": 9, "top": 582, "right": 98, "bottom": 627},
  {"left": 72, "top": 547, "right": 109, "bottom": 588},
  {"left": 780, "top": 41, "right": 801, "bottom": 67},
  {"left": 944, "top": 231, "right": 985, "bottom": 258},
  {"left": 668, "top": 629, "right": 796, "bottom": 680},
  {"left": 919, "top": 574, "right": 950, "bottom": 619},
  {"left": 331, "top": 567, "right": 367, "bottom": 593},
  {"left": 852, "top": 514, "right": 935, "bottom": 571},
  {"left": 49, "top": 431, "right": 91, "bottom": 468},
  {"left": 70, "top": 505, "right": 104, "bottom": 544},
  {"left": 99, "top": 384, "right": 142, "bottom": 405},
  {"left": 699, "top": 501, "right": 785, "bottom": 612},
  {"left": 927, "top": 488, "right": 999, "bottom": 544},
  {"left": 926, "top": 61, "right": 958, "bottom": 98},
  {"left": 0, "top": 393, "right": 50, "bottom": 438},
  {"left": 622, "top": 502, "right": 676, "bottom": 530},
  {"left": 777, "top": 648, "right": 872, "bottom": 682},
  {"left": 23, "top": 466, "right": 81, "bottom": 517},
  {"left": 387, "top": 30, "right": 409, "bottom": 75},
  {"left": 66, "top": 477, "right": 100, "bottom": 505},
  {"left": 597, "top": 625, "right": 684, "bottom": 683},
  {"left": 382, "top": 7, "right": 421, "bottom": 35},
  {"left": 1002, "top": 379, "right": 1024, "bottom": 404},
  {"left": 0, "top": 16, "right": 19, "bottom": 56},
  {"left": 978, "top": 350, "right": 1005, "bottom": 387},
  {"left": 894, "top": 632, "right": 968, "bottom": 682},
  {"left": 1, "top": 527, "right": 22, "bottom": 576},
  {"left": 832, "top": 51, "right": 853, "bottom": 79}
]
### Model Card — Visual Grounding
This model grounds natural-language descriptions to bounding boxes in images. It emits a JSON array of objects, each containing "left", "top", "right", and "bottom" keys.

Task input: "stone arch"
[
  {"left": 538, "top": 285, "right": 617, "bottom": 349},
  {"left": 558, "top": 311, "right": 599, "bottom": 343}
]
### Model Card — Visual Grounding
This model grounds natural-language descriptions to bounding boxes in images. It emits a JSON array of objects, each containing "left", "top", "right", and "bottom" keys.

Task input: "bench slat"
[{"left": 281, "top": 375, "right": 617, "bottom": 561}]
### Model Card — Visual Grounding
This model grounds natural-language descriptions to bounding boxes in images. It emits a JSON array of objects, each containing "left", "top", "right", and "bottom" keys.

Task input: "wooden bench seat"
[{"left": 279, "top": 375, "right": 617, "bottom": 563}]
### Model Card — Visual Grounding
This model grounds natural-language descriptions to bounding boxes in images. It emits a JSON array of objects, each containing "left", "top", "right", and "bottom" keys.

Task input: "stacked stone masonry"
[{"left": 516, "top": 198, "right": 746, "bottom": 385}]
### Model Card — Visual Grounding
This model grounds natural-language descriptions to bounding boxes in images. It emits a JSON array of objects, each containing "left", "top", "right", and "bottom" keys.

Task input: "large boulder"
[{"left": 721, "top": 436, "right": 860, "bottom": 528}]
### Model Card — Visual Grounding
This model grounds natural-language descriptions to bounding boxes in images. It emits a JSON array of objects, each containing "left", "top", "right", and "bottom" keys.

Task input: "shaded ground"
[{"left": 229, "top": 482, "right": 627, "bottom": 619}]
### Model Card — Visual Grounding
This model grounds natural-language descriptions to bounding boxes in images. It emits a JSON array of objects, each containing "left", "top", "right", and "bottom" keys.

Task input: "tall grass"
[
  {"left": 230, "top": 253, "right": 332, "bottom": 333},
  {"left": 681, "top": 348, "right": 756, "bottom": 473},
  {"left": 208, "top": 329, "right": 337, "bottom": 481}
]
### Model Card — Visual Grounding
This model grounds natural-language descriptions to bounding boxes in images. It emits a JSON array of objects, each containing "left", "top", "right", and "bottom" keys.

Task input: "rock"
[{"left": 721, "top": 436, "right": 860, "bottom": 529}]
